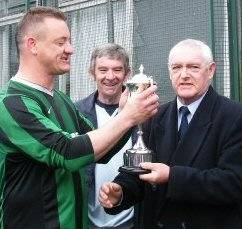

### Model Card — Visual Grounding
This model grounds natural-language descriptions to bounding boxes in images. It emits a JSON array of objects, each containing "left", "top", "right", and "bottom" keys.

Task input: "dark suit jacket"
[{"left": 107, "top": 86, "right": 242, "bottom": 229}]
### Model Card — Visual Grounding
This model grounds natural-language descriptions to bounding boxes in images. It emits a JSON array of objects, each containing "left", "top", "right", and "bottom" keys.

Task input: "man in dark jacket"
[
  {"left": 75, "top": 43, "right": 136, "bottom": 229},
  {"left": 99, "top": 39, "right": 242, "bottom": 229}
]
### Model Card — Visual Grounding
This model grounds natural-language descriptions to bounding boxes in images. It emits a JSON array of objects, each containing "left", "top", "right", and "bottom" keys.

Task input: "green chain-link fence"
[{"left": 0, "top": 0, "right": 241, "bottom": 102}]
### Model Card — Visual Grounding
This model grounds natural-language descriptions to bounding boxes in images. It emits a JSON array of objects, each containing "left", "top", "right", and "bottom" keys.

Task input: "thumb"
[
  {"left": 140, "top": 162, "right": 153, "bottom": 170},
  {"left": 111, "top": 183, "right": 121, "bottom": 192},
  {"left": 122, "top": 88, "right": 129, "bottom": 95}
]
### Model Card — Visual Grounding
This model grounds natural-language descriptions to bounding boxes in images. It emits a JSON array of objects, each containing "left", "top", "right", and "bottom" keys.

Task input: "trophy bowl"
[
  {"left": 125, "top": 82, "right": 151, "bottom": 93},
  {"left": 119, "top": 65, "right": 154, "bottom": 175}
]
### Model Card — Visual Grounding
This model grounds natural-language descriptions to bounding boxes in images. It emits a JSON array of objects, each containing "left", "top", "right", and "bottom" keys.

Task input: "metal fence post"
[{"left": 228, "top": 0, "right": 240, "bottom": 101}]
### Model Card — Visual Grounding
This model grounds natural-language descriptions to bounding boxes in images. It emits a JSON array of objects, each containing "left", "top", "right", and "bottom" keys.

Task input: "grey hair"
[
  {"left": 168, "top": 39, "right": 214, "bottom": 65},
  {"left": 89, "top": 43, "right": 130, "bottom": 75}
]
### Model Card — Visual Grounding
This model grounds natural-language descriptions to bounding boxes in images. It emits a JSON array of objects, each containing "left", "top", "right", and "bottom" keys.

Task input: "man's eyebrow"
[
  {"left": 97, "top": 66, "right": 108, "bottom": 69},
  {"left": 54, "top": 37, "right": 69, "bottom": 41}
]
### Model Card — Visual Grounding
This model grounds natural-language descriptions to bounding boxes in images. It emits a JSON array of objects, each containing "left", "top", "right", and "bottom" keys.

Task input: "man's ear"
[
  {"left": 169, "top": 71, "right": 173, "bottom": 81},
  {"left": 208, "top": 62, "right": 216, "bottom": 80},
  {"left": 26, "top": 37, "right": 37, "bottom": 55},
  {"left": 89, "top": 69, "right": 96, "bottom": 81}
]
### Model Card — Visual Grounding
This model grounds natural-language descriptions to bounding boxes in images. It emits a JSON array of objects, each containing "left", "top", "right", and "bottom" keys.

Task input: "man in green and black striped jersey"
[{"left": 0, "top": 6, "right": 159, "bottom": 229}]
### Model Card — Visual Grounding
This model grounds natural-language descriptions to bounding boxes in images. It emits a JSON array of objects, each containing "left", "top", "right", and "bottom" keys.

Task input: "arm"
[
  {"left": 97, "top": 128, "right": 133, "bottom": 163},
  {"left": 1, "top": 85, "right": 158, "bottom": 171},
  {"left": 139, "top": 114, "right": 242, "bottom": 206},
  {"left": 87, "top": 85, "right": 159, "bottom": 161},
  {"left": 1, "top": 95, "right": 94, "bottom": 171},
  {"left": 100, "top": 172, "right": 145, "bottom": 214},
  {"left": 77, "top": 107, "right": 134, "bottom": 164},
  {"left": 76, "top": 89, "right": 133, "bottom": 163}
]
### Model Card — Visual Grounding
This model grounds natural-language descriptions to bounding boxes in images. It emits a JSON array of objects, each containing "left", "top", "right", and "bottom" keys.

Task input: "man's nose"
[
  {"left": 65, "top": 42, "right": 74, "bottom": 55},
  {"left": 106, "top": 70, "right": 115, "bottom": 79},
  {"left": 180, "top": 67, "right": 188, "bottom": 78}
]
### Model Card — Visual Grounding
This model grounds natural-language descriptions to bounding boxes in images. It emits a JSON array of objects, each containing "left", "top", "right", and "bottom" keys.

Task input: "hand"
[
  {"left": 139, "top": 162, "right": 170, "bottom": 184},
  {"left": 120, "top": 84, "right": 159, "bottom": 126},
  {"left": 99, "top": 182, "right": 123, "bottom": 208}
]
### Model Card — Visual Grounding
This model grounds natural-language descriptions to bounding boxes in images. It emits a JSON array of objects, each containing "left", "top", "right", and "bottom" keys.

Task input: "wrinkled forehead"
[
  {"left": 169, "top": 46, "right": 206, "bottom": 65},
  {"left": 95, "top": 55, "right": 126, "bottom": 66},
  {"left": 96, "top": 54, "right": 125, "bottom": 64},
  {"left": 95, "top": 56, "right": 125, "bottom": 67}
]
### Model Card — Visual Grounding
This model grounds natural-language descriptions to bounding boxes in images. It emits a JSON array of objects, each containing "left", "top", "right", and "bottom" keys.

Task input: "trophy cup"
[{"left": 119, "top": 65, "right": 153, "bottom": 175}]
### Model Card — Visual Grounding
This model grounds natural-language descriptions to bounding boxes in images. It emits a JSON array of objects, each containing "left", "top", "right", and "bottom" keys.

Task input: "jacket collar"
[
  {"left": 171, "top": 86, "right": 218, "bottom": 165},
  {"left": 153, "top": 86, "right": 218, "bottom": 166}
]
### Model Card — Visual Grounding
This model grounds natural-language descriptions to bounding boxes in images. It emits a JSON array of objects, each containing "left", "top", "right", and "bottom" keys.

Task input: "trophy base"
[{"left": 119, "top": 165, "right": 151, "bottom": 175}]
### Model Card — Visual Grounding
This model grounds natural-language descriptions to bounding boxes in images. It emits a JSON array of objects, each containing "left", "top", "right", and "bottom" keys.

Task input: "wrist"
[{"left": 117, "top": 109, "right": 136, "bottom": 128}]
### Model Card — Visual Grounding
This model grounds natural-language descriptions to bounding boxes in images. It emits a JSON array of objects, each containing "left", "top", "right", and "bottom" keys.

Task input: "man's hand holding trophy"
[{"left": 119, "top": 65, "right": 156, "bottom": 174}]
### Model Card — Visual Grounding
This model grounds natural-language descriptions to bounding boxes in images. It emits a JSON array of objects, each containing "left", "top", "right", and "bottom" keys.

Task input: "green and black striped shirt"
[{"left": 0, "top": 79, "right": 96, "bottom": 229}]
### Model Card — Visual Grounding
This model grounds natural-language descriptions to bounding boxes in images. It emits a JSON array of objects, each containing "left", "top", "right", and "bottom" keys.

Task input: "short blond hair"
[{"left": 16, "top": 6, "right": 66, "bottom": 53}]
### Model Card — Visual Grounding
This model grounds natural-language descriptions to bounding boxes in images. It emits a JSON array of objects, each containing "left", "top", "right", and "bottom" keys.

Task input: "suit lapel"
[
  {"left": 154, "top": 100, "right": 179, "bottom": 164},
  {"left": 86, "top": 91, "right": 98, "bottom": 128},
  {"left": 170, "top": 87, "right": 218, "bottom": 166}
]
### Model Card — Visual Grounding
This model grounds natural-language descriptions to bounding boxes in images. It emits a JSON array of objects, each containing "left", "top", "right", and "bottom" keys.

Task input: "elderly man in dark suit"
[{"left": 99, "top": 39, "right": 242, "bottom": 229}]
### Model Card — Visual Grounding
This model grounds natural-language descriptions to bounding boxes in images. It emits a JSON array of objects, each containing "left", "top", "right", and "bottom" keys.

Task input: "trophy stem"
[
  {"left": 138, "top": 124, "right": 142, "bottom": 132},
  {"left": 133, "top": 124, "right": 147, "bottom": 150}
]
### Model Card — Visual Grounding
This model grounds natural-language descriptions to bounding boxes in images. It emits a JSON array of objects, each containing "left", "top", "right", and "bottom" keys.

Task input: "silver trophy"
[{"left": 119, "top": 65, "right": 153, "bottom": 174}]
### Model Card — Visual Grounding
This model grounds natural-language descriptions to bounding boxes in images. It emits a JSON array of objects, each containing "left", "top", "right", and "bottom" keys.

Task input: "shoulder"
[
  {"left": 205, "top": 93, "right": 242, "bottom": 131},
  {"left": 54, "top": 89, "right": 71, "bottom": 102},
  {"left": 216, "top": 94, "right": 242, "bottom": 115},
  {"left": 75, "top": 92, "right": 96, "bottom": 112},
  {"left": 205, "top": 86, "right": 242, "bottom": 113}
]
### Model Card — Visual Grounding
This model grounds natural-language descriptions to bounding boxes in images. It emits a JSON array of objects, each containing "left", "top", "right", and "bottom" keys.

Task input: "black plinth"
[{"left": 119, "top": 165, "right": 151, "bottom": 175}]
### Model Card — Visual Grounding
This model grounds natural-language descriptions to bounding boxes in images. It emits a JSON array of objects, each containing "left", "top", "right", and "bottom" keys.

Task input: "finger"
[
  {"left": 98, "top": 194, "right": 107, "bottom": 205},
  {"left": 139, "top": 173, "right": 153, "bottom": 182},
  {"left": 99, "top": 189, "right": 108, "bottom": 200},
  {"left": 139, "top": 85, "right": 157, "bottom": 98},
  {"left": 148, "top": 94, "right": 159, "bottom": 104},
  {"left": 149, "top": 108, "right": 158, "bottom": 117},
  {"left": 145, "top": 104, "right": 159, "bottom": 115},
  {"left": 98, "top": 197, "right": 113, "bottom": 208},
  {"left": 142, "top": 95, "right": 159, "bottom": 110},
  {"left": 98, "top": 189, "right": 113, "bottom": 207},
  {"left": 102, "top": 183, "right": 112, "bottom": 194}
]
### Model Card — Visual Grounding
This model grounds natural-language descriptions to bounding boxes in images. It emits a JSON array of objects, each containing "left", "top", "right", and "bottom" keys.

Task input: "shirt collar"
[
  {"left": 177, "top": 91, "right": 207, "bottom": 117},
  {"left": 11, "top": 74, "right": 54, "bottom": 96}
]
